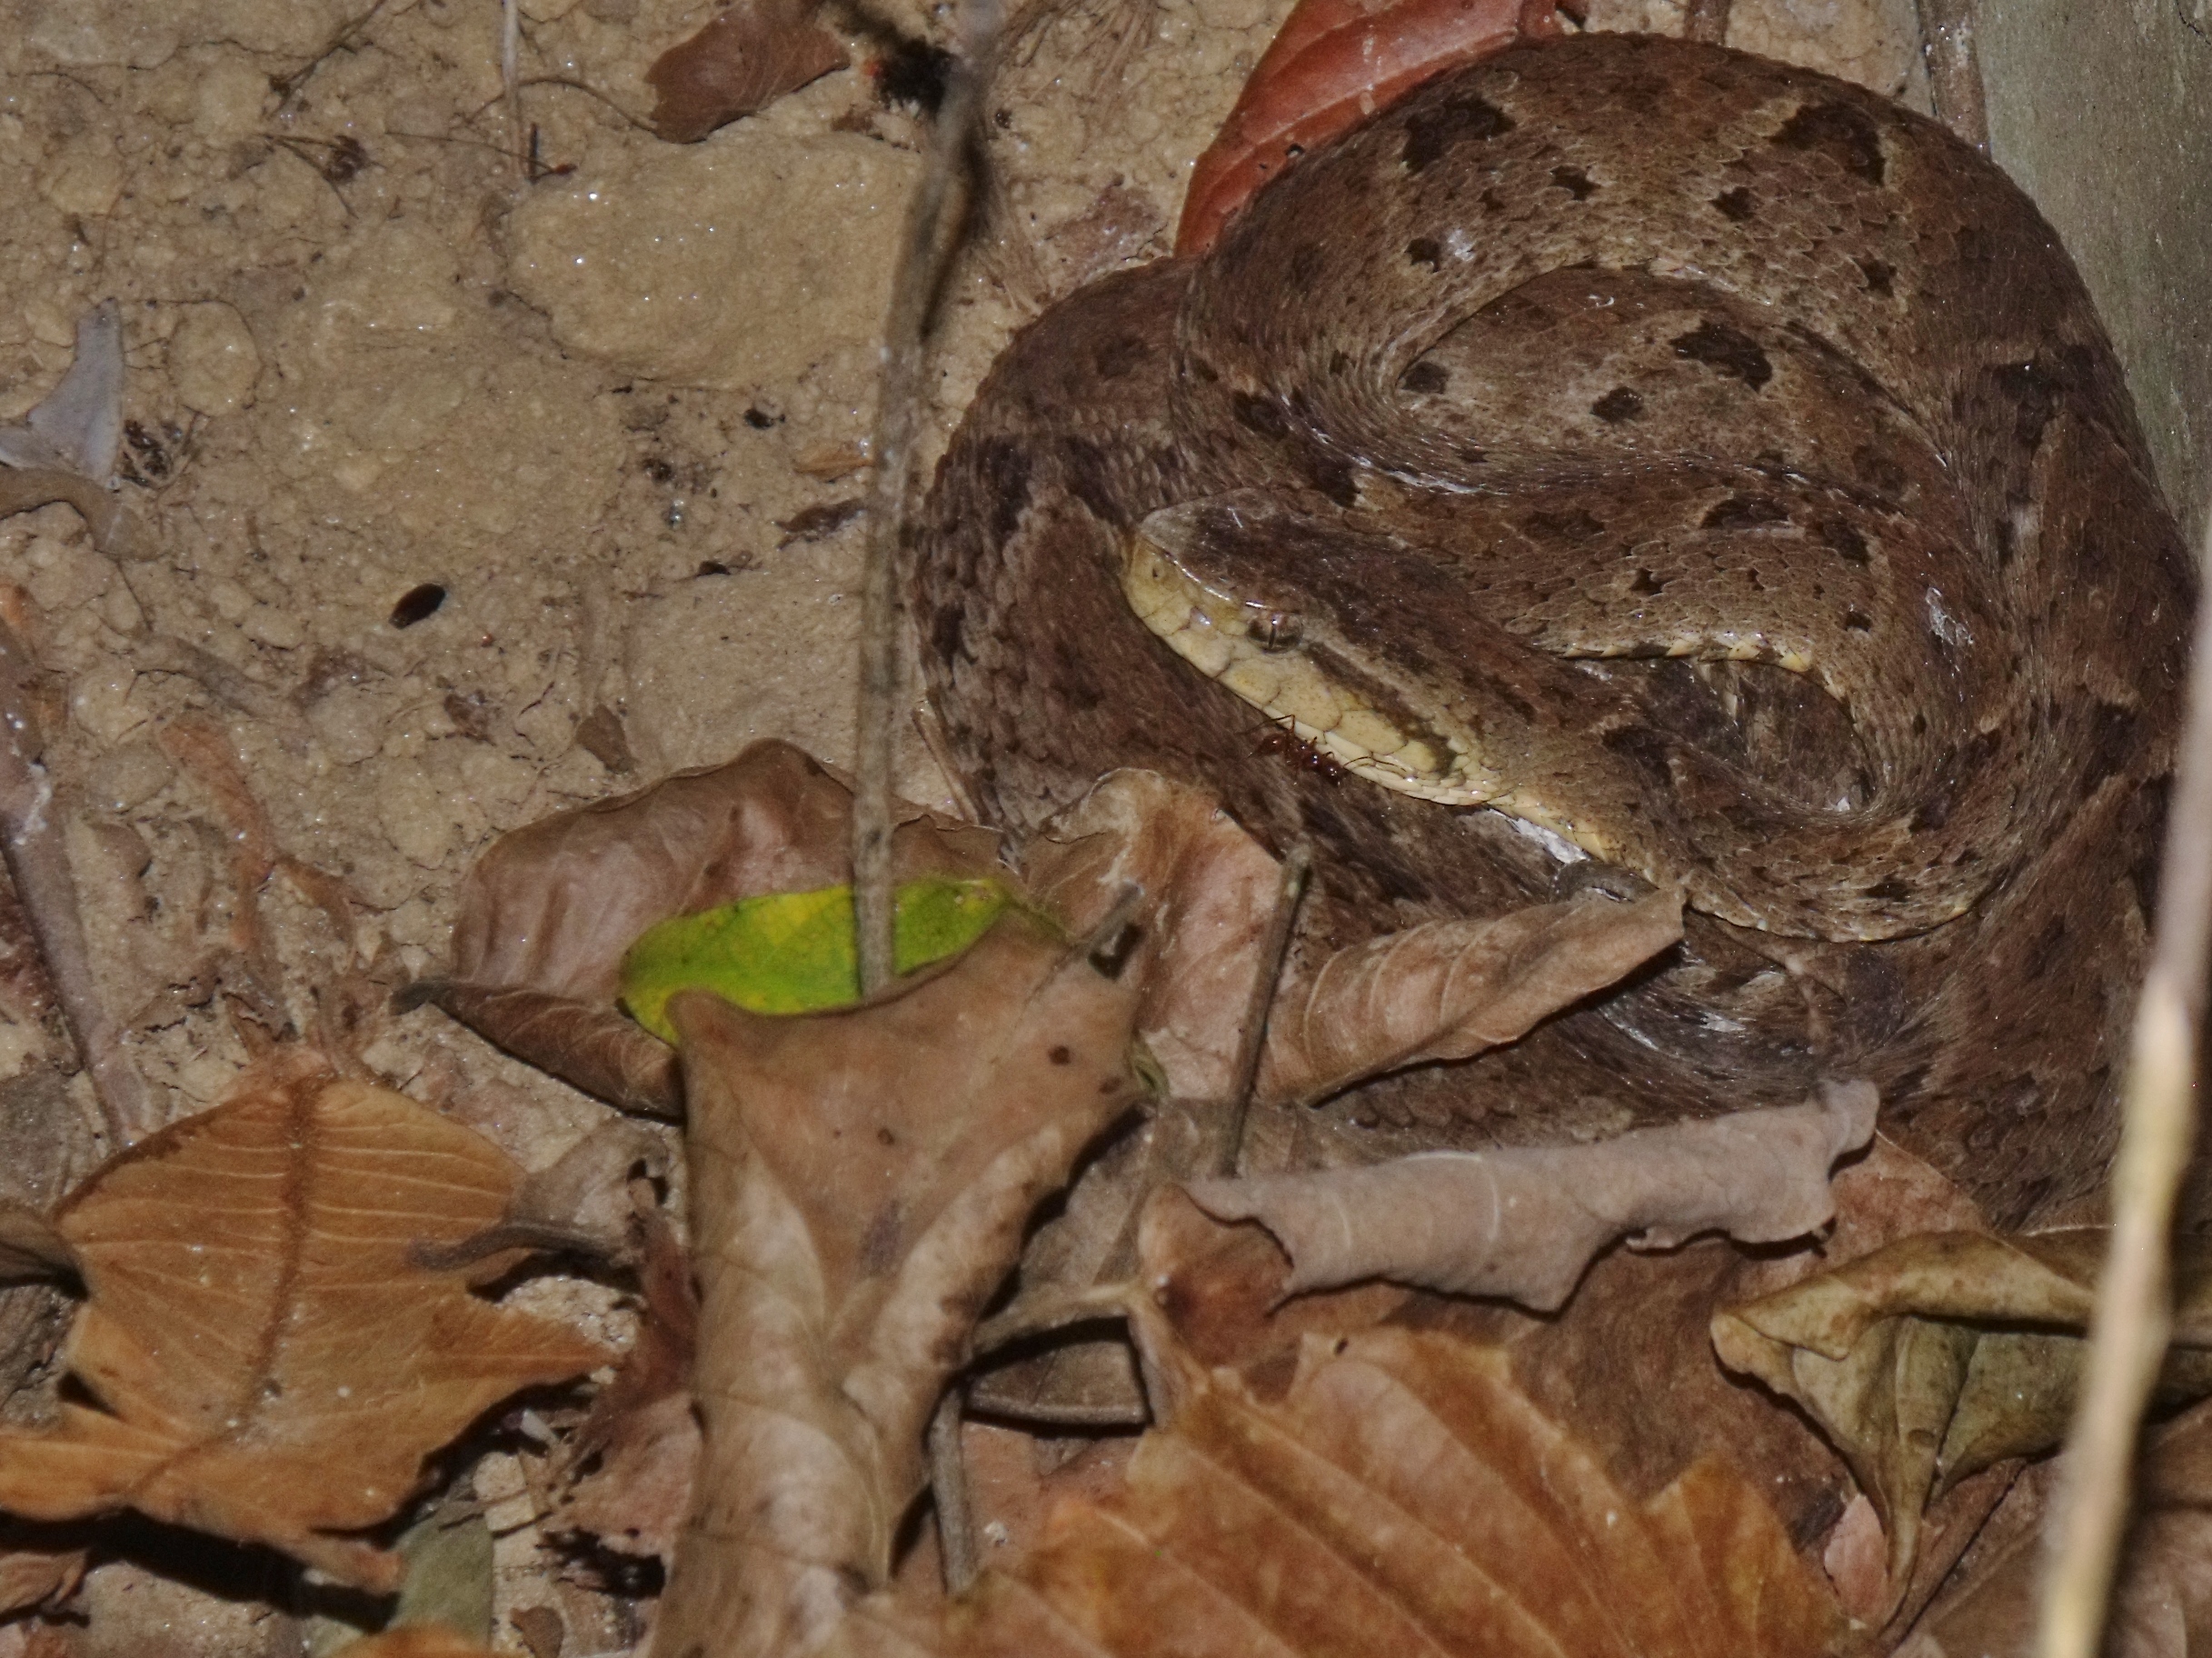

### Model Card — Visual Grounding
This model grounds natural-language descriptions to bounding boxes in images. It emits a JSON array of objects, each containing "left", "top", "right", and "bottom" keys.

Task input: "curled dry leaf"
[
  {"left": 1184, "top": 1079, "right": 1878, "bottom": 1309},
  {"left": 0, "top": 1060, "right": 607, "bottom": 1591},
  {"left": 1254, "top": 887, "right": 1684, "bottom": 1104},
  {"left": 652, "top": 909, "right": 1147, "bottom": 1658},
  {"left": 1897, "top": 1398, "right": 2212, "bottom": 1658},
  {"left": 832, "top": 1328, "right": 1845, "bottom": 1658},
  {"left": 1713, "top": 1228, "right": 2212, "bottom": 1604},
  {"left": 1025, "top": 768, "right": 1684, "bottom": 1107},
  {"left": 646, "top": 0, "right": 852, "bottom": 143},
  {"left": 428, "top": 741, "right": 996, "bottom": 1116}
]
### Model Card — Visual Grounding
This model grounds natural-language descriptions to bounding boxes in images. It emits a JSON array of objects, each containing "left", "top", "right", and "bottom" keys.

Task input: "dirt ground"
[{"left": 0, "top": 0, "right": 2196, "bottom": 1649}]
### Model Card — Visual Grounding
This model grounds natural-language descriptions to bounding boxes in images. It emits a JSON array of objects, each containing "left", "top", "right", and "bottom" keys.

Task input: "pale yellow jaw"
[
  {"left": 1119, "top": 517, "right": 1660, "bottom": 871},
  {"left": 1120, "top": 524, "right": 1500, "bottom": 805}
]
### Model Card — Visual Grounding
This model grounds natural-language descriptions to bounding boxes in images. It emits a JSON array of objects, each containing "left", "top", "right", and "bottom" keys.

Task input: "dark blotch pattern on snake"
[{"left": 910, "top": 35, "right": 2192, "bottom": 1225}]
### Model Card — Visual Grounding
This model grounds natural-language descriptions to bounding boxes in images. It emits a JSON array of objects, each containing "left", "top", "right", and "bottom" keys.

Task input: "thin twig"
[
  {"left": 1207, "top": 843, "right": 1311, "bottom": 1177},
  {"left": 0, "top": 620, "right": 159, "bottom": 1145},
  {"left": 853, "top": 0, "right": 1004, "bottom": 994},
  {"left": 271, "top": 0, "right": 399, "bottom": 107},
  {"left": 1915, "top": 0, "right": 1990, "bottom": 152},
  {"left": 2035, "top": 521, "right": 2212, "bottom": 1658},
  {"left": 927, "top": 1386, "right": 980, "bottom": 1594}
]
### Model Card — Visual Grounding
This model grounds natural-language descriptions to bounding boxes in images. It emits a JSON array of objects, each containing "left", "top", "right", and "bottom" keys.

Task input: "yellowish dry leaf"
[
  {"left": 431, "top": 742, "right": 998, "bottom": 1115},
  {"left": 1715, "top": 1230, "right": 2212, "bottom": 1605},
  {"left": 0, "top": 1063, "right": 608, "bottom": 1591}
]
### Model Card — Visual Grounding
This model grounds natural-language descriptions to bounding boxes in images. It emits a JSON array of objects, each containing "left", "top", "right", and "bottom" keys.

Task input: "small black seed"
[{"left": 390, "top": 584, "right": 447, "bottom": 628}]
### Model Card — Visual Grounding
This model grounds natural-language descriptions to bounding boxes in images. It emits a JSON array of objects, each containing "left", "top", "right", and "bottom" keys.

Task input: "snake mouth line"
[{"left": 1120, "top": 517, "right": 1629, "bottom": 865}]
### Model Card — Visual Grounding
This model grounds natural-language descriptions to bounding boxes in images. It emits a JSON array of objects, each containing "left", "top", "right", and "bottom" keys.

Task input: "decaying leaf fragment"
[
  {"left": 651, "top": 905, "right": 1149, "bottom": 1658},
  {"left": 1183, "top": 1078, "right": 1877, "bottom": 1308},
  {"left": 646, "top": 0, "right": 852, "bottom": 143},
  {"left": 831, "top": 1328, "right": 1845, "bottom": 1658},
  {"left": 1714, "top": 1228, "right": 2212, "bottom": 1603},
  {"left": 0, "top": 301, "right": 131, "bottom": 554},
  {"left": 0, "top": 1062, "right": 607, "bottom": 1590}
]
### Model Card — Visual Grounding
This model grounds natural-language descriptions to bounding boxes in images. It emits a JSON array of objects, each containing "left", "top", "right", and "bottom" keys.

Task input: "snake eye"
[{"left": 1250, "top": 609, "right": 1302, "bottom": 650}]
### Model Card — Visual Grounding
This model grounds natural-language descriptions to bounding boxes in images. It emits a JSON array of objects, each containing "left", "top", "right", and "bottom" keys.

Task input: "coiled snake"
[{"left": 910, "top": 34, "right": 2192, "bottom": 1224}]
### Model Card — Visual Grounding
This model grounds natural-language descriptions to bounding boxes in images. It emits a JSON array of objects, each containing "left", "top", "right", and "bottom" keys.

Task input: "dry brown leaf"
[
  {"left": 557, "top": 1205, "right": 699, "bottom": 1561},
  {"left": 1715, "top": 1229, "right": 2212, "bottom": 1605},
  {"left": 1255, "top": 887, "right": 1686, "bottom": 1103},
  {"left": 1900, "top": 1398, "right": 2212, "bottom": 1657},
  {"left": 973, "top": 772, "right": 1685, "bottom": 1427},
  {"left": 652, "top": 907, "right": 1147, "bottom": 1658},
  {"left": 0, "top": 1543, "right": 84, "bottom": 1616},
  {"left": 1184, "top": 1079, "right": 1877, "bottom": 1308},
  {"left": 0, "top": 1060, "right": 608, "bottom": 1591},
  {"left": 832, "top": 1328, "right": 1846, "bottom": 1657},
  {"left": 1024, "top": 769, "right": 1287, "bottom": 1103},
  {"left": 1024, "top": 770, "right": 1683, "bottom": 1107},
  {"left": 646, "top": 0, "right": 852, "bottom": 143},
  {"left": 430, "top": 742, "right": 997, "bottom": 1114}
]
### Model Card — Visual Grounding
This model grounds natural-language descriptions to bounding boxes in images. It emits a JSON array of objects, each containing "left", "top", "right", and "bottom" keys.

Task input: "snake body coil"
[{"left": 912, "top": 35, "right": 2192, "bottom": 1223}]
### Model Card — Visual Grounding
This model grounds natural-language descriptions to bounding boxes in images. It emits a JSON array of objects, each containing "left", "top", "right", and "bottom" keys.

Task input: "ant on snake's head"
[{"left": 1252, "top": 719, "right": 1349, "bottom": 785}]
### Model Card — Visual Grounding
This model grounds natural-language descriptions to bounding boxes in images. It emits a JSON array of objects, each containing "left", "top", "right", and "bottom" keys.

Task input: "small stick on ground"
[
  {"left": 1915, "top": 0, "right": 1989, "bottom": 151},
  {"left": 0, "top": 619, "right": 159, "bottom": 1146},
  {"left": 2035, "top": 521, "right": 2212, "bottom": 1658},
  {"left": 1208, "top": 842, "right": 1311, "bottom": 1177},
  {"left": 852, "top": 0, "right": 1005, "bottom": 994}
]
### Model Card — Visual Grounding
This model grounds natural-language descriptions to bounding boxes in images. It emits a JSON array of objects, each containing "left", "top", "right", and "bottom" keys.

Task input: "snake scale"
[{"left": 909, "top": 33, "right": 2193, "bottom": 1225}]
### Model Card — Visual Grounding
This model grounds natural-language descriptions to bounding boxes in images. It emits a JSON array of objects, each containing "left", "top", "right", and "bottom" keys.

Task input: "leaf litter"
[
  {"left": 0, "top": 1054, "right": 606, "bottom": 1592},
  {"left": 0, "top": 0, "right": 2185, "bottom": 1649}
]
